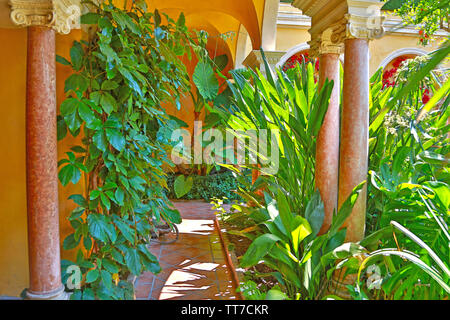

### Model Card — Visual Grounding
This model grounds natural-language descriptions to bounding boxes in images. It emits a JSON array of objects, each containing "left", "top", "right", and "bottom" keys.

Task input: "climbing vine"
[{"left": 57, "top": 0, "right": 197, "bottom": 299}]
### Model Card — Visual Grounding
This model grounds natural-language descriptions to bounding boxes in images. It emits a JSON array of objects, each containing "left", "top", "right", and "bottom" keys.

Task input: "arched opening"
[{"left": 381, "top": 52, "right": 431, "bottom": 104}]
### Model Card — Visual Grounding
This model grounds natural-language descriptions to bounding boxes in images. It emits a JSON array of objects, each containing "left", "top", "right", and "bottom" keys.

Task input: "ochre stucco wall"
[
  {"left": 0, "top": 27, "right": 28, "bottom": 296},
  {"left": 0, "top": 28, "right": 82, "bottom": 296},
  {"left": 275, "top": 27, "right": 310, "bottom": 52}
]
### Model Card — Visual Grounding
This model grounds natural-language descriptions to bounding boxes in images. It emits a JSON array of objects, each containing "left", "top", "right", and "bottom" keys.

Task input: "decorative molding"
[
  {"left": 54, "top": 0, "right": 81, "bottom": 34},
  {"left": 345, "top": 13, "right": 385, "bottom": 40},
  {"left": 9, "top": 0, "right": 54, "bottom": 27},
  {"left": 9, "top": 0, "right": 80, "bottom": 34},
  {"left": 309, "top": 24, "right": 345, "bottom": 57}
]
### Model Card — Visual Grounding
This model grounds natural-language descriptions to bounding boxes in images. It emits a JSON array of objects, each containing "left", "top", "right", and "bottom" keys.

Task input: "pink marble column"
[
  {"left": 338, "top": 38, "right": 369, "bottom": 242},
  {"left": 316, "top": 53, "right": 340, "bottom": 234},
  {"left": 25, "top": 26, "right": 65, "bottom": 299}
]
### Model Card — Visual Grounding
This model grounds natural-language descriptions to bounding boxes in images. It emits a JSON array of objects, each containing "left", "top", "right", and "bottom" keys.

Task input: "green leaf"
[
  {"left": 63, "top": 233, "right": 80, "bottom": 250},
  {"left": 70, "top": 41, "right": 83, "bottom": 71},
  {"left": 291, "top": 216, "right": 312, "bottom": 254},
  {"left": 100, "top": 92, "right": 117, "bottom": 114},
  {"left": 114, "top": 188, "right": 125, "bottom": 206},
  {"left": 69, "top": 194, "right": 88, "bottom": 207},
  {"left": 87, "top": 214, "right": 111, "bottom": 243},
  {"left": 240, "top": 234, "right": 281, "bottom": 268},
  {"left": 304, "top": 190, "right": 325, "bottom": 236},
  {"left": 213, "top": 54, "right": 229, "bottom": 71},
  {"left": 381, "top": 0, "right": 405, "bottom": 10},
  {"left": 82, "top": 288, "right": 95, "bottom": 300},
  {"left": 80, "top": 12, "right": 100, "bottom": 25},
  {"left": 86, "top": 269, "right": 99, "bottom": 283},
  {"left": 57, "top": 116, "right": 67, "bottom": 141},
  {"left": 102, "top": 259, "right": 119, "bottom": 274},
  {"left": 105, "top": 128, "right": 126, "bottom": 151},
  {"left": 115, "top": 220, "right": 135, "bottom": 244},
  {"left": 174, "top": 175, "right": 193, "bottom": 198},
  {"left": 83, "top": 236, "right": 93, "bottom": 251},
  {"left": 64, "top": 110, "right": 83, "bottom": 133},
  {"left": 123, "top": 247, "right": 142, "bottom": 275},
  {"left": 328, "top": 181, "right": 365, "bottom": 237},
  {"left": 100, "top": 192, "right": 111, "bottom": 210},
  {"left": 60, "top": 98, "right": 79, "bottom": 116},
  {"left": 101, "top": 80, "right": 119, "bottom": 91},
  {"left": 56, "top": 55, "right": 71, "bottom": 66},
  {"left": 78, "top": 101, "right": 96, "bottom": 124},
  {"left": 93, "top": 130, "right": 107, "bottom": 152},
  {"left": 193, "top": 61, "right": 219, "bottom": 101},
  {"left": 59, "top": 165, "right": 78, "bottom": 186},
  {"left": 265, "top": 288, "right": 289, "bottom": 300},
  {"left": 101, "top": 269, "right": 113, "bottom": 289}
]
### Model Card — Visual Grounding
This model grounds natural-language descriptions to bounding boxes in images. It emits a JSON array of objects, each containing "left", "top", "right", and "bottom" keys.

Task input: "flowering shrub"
[
  {"left": 382, "top": 55, "right": 433, "bottom": 104},
  {"left": 282, "top": 50, "right": 319, "bottom": 74}
]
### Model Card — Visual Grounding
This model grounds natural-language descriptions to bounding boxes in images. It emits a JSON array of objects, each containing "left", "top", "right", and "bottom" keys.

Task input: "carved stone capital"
[
  {"left": 310, "top": 25, "right": 345, "bottom": 58},
  {"left": 345, "top": 13, "right": 385, "bottom": 40},
  {"left": 326, "top": 13, "right": 385, "bottom": 44},
  {"left": 9, "top": 0, "right": 81, "bottom": 34}
]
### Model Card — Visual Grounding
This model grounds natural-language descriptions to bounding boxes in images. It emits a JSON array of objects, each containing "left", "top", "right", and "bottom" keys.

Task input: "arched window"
[{"left": 382, "top": 53, "right": 431, "bottom": 104}]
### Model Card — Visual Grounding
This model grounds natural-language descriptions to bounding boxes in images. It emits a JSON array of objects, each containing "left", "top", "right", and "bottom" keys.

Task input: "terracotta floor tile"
[
  {"left": 138, "top": 272, "right": 156, "bottom": 284},
  {"left": 135, "top": 201, "right": 240, "bottom": 300},
  {"left": 134, "top": 282, "right": 152, "bottom": 299}
]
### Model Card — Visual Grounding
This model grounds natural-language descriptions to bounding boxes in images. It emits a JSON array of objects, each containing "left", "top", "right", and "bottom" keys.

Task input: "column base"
[{"left": 25, "top": 285, "right": 69, "bottom": 300}]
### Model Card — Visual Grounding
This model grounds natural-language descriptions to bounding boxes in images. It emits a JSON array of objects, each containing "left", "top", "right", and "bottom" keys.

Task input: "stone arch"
[
  {"left": 378, "top": 47, "right": 428, "bottom": 70},
  {"left": 275, "top": 43, "right": 310, "bottom": 69}
]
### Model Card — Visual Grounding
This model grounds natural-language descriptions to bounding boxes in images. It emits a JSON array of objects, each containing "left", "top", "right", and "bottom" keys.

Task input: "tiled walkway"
[{"left": 135, "top": 201, "right": 238, "bottom": 300}]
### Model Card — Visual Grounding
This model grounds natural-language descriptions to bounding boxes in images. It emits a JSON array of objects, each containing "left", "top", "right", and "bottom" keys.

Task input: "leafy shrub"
[
  {"left": 345, "top": 41, "right": 450, "bottom": 300},
  {"left": 57, "top": 1, "right": 196, "bottom": 300},
  {"left": 166, "top": 171, "right": 247, "bottom": 202}
]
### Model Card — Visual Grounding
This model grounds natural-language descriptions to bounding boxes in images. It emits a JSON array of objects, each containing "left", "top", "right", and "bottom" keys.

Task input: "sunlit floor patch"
[{"left": 135, "top": 201, "right": 237, "bottom": 300}]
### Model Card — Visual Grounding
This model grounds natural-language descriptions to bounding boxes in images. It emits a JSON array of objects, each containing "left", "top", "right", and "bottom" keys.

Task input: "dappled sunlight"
[
  {"left": 177, "top": 219, "right": 215, "bottom": 235},
  {"left": 135, "top": 201, "right": 238, "bottom": 300}
]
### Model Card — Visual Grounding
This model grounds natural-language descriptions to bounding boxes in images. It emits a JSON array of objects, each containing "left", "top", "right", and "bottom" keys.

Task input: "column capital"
[
  {"left": 309, "top": 26, "right": 345, "bottom": 58},
  {"left": 330, "top": 12, "right": 385, "bottom": 43},
  {"left": 9, "top": 0, "right": 81, "bottom": 34}
]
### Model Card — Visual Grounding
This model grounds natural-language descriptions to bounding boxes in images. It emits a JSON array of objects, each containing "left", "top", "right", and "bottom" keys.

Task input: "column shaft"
[
  {"left": 26, "top": 26, "right": 63, "bottom": 297},
  {"left": 316, "top": 53, "right": 340, "bottom": 234},
  {"left": 338, "top": 38, "right": 369, "bottom": 242}
]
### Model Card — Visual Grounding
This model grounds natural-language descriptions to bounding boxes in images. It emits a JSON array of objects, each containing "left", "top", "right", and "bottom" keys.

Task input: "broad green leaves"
[
  {"left": 174, "top": 175, "right": 193, "bottom": 198},
  {"left": 240, "top": 234, "right": 281, "bottom": 268},
  {"left": 57, "top": 1, "right": 195, "bottom": 299},
  {"left": 193, "top": 61, "right": 219, "bottom": 101},
  {"left": 304, "top": 190, "right": 325, "bottom": 237}
]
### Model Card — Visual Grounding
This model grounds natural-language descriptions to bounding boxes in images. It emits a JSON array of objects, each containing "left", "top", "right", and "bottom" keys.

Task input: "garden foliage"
[{"left": 57, "top": 0, "right": 195, "bottom": 299}]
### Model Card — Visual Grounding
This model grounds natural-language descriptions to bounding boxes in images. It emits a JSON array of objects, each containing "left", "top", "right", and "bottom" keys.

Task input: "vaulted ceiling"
[{"left": 0, "top": 0, "right": 267, "bottom": 67}]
